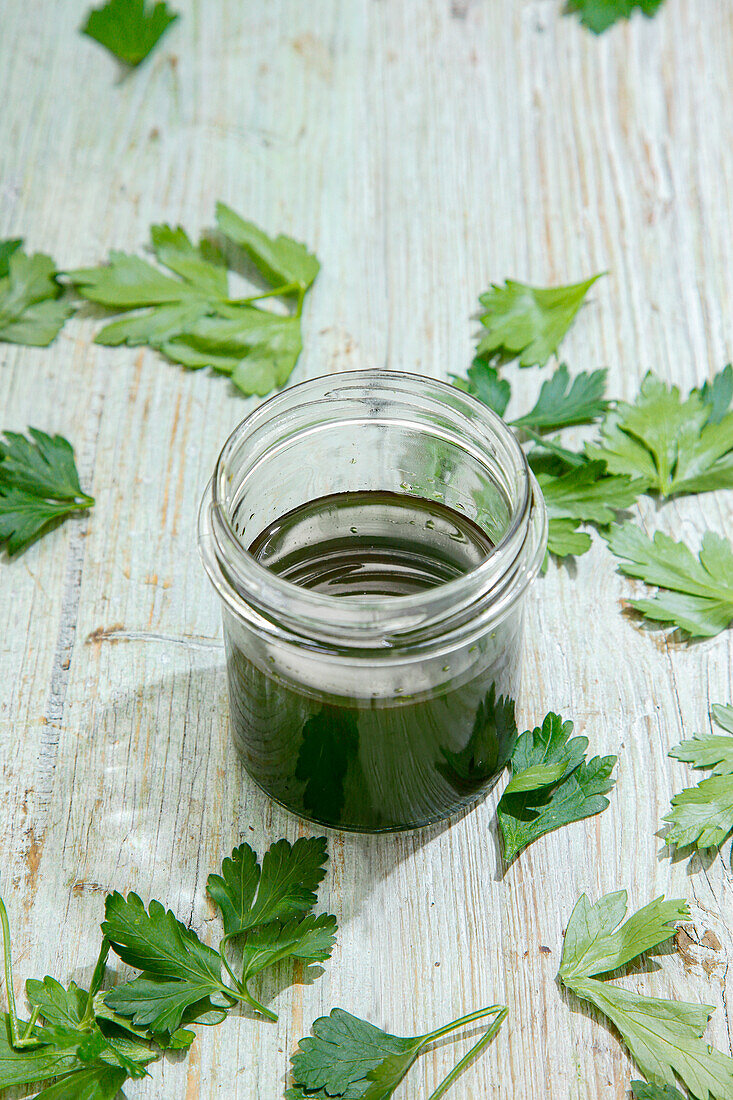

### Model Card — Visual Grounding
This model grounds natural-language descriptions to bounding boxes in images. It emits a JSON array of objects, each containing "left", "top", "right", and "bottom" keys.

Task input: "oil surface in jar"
[
  {"left": 223, "top": 490, "right": 520, "bottom": 832},
  {"left": 246, "top": 490, "right": 495, "bottom": 596}
]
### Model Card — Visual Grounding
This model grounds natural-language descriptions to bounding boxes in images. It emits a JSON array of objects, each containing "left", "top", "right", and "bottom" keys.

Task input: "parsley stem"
[
  {"left": 0, "top": 894, "right": 42, "bottom": 1048},
  {"left": 224, "top": 281, "right": 302, "bottom": 306},
  {"left": 426, "top": 1006, "right": 507, "bottom": 1100},
  {"left": 218, "top": 948, "right": 244, "bottom": 997},
  {"left": 238, "top": 986, "right": 278, "bottom": 1023},
  {"left": 420, "top": 1004, "right": 505, "bottom": 1044}
]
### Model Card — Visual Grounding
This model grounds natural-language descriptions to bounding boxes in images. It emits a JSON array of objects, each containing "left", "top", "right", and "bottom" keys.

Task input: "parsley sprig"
[
  {"left": 0, "top": 838, "right": 336, "bottom": 1096},
  {"left": 67, "top": 203, "right": 319, "bottom": 396},
  {"left": 0, "top": 429, "right": 94, "bottom": 557},
  {"left": 559, "top": 890, "right": 733, "bottom": 1098},
  {"left": 287, "top": 1004, "right": 507, "bottom": 1100},
  {"left": 105, "top": 837, "right": 336, "bottom": 1029},
  {"left": 665, "top": 703, "right": 733, "bottom": 850}
]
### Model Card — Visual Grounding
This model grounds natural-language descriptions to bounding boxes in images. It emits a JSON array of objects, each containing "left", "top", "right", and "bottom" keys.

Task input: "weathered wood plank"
[{"left": 0, "top": 1, "right": 731, "bottom": 1097}]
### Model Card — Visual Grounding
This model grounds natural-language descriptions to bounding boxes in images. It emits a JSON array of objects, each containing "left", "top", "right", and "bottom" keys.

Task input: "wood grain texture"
[{"left": 1, "top": 1, "right": 732, "bottom": 1096}]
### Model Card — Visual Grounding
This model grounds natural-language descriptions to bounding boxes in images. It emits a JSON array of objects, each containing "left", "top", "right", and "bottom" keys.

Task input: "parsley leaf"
[
  {"left": 559, "top": 890, "right": 733, "bottom": 1099},
  {"left": 206, "top": 837, "right": 329, "bottom": 937},
  {"left": 605, "top": 523, "right": 733, "bottom": 638},
  {"left": 535, "top": 459, "right": 640, "bottom": 526},
  {"left": 0, "top": 429, "right": 94, "bottom": 557},
  {"left": 0, "top": 239, "right": 22, "bottom": 277},
  {"left": 513, "top": 364, "right": 609, "bottom": 431},
  {"left": 587, "top": 369, "right": 733, "bottom": 498},
  {"left": 450, "top": 360, "right": 511, "bottom": 417},
  {"left": 528, "top": 454, "right": 640, "bottom": 566},
  {"left": 0, "top": 903, "right": 156, "bottom": 1096},
  {"left": 215, "top": 202, "right": 320, "bottom": 297},
  {"left": 67, "top": 207, "right": 319, "bottom": 396},
  {"left": 701, "top": 363, "right": 733, "bottom": 425},
  {"left": 476, "top": 274, "right": 603, "bottom": 368},
  {"left": 288, "top": 1004, "right": 507, "bottom": 1099},
  {"left": 0, "top": 243, "right": 72, "bottom": 347},
  {"left": 565, "top": 0, "right": 666, "bottom": 34},
  {"left": 497, "top": 713, "right": 617, "bottom": 861},
  {"left": 665, "top": 703, "right": 733, "bottom": 850},
  {"left": 81, "top": 0, "right": 179, "bottom": 67},
  {"left": 102, "top": 892, "right": 233, "bottom": 1034},
  {"left": 631, "top": 1083, "right": 687, "bottom": 1100},
  {"left": 32, "top": 1064, "right": 128, "bottom": 1098}
]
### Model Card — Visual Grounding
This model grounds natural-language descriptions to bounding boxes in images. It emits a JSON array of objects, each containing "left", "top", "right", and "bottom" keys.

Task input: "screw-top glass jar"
[{"left": 199, "top": 371, "right": 547, "bottom": 832}]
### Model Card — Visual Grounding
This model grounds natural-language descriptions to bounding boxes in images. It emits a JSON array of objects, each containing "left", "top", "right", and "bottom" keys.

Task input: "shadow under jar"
[{"left": 199, "top": 370, "right": 547, "bottom": 833}]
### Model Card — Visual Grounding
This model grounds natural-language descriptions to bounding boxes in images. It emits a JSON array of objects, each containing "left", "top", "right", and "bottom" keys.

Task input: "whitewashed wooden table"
[{"left": 1, "top": 1, "right": 732, "bottom": 1096}]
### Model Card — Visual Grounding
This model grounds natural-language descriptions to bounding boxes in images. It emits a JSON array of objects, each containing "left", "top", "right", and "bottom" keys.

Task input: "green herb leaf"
[
  {"left": 513, "top": 364, "right": 608, "bottom": 431},
  {"left": 604, "top": 523, "right": 733, "bottom": 638},
  {"left": 546, "top": 518, "right": 593, "bottom": 562},
  {"left": 535, "top": 459, "right": 641, "bottom": 527},
  {"left": 0, "top": 1018, "right": 83, "bottom": 1088},
  {"left": 288, "top": 1005, "right": 507, "bottom": 1099},
  {"left": 0, "top": 429, "right": 94, "bottom": 556},
  {"left": 476, "top": 274, "right": 603, "bottom": 368},
  {"left": 497, "top": 713, "right": 617, "bottom": 862},
  {"left": 207, "top": 837, "right": 328, "bottom": 939},
  {"left": 701, "top": 364, "right": 733, "bottom": 425},
  {"left": 81, "top": 0, "right": 179, "bottom": 66},
  {"left": 159, "top": 309, "right": 303, "bottom": 397},
  {"left": 565, "top": 0, "right": 666, "bottom": 34},
  {"left": 559, "top": 890, "right": 733, "bottom": 1099},
  {"left": 240, "top": 913, "right": 337, "bottom": 991},
  {"left": 0, "top": 244, "right": 72, "bottom": 347},
  {"left": 26, "top": 979, "right": 87, "bottom": 1029},
  {"left": 102, "top": 892, "right": 228, "bottom": 1034},
  {"left": 631, "top": 1082, "right": 687, "bottom": 1100},
  {"left": 587, "top": 370, "right": 733, "bottom": 498},
  {"left": 665, "top": 703, "right": 733, "bottom": 850},
  {"left": 67, "top": 207, "right": 318, "bottom": 396},
  {"left": 0, "top": 240, "right": 22, "bottom": 278},
  {"left": 216, "top": 202, "right": 320, "bottom": 295},
  {"left": 450, "top": 360, "right": 511, "bottom": 418},
  {"left": 33, "top": 1064, "right": 128, "bottom": 1099}
]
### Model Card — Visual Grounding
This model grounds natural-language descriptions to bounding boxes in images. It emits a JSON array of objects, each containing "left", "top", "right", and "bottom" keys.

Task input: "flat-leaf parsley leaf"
[
  {"left": 587, "top": 369, "right": 733, "bottom": 498},
  {"left": 288, "top": 1004, "right": 507, "bottom": 1099},
  {"left": 559, "top": 890, "right": 733, "bottom": 1099},
  {"left": 81, "top": 0, "right": 179, "bottom": 67},
  {"left": 665, "top": 703, "right": 733, "bottom": 850},
  {"left": 565, "top": 0, "right": 666, "bottom": 35},
  {"left": 0, "top": 429, "right": 94, "bottom": 557},
  {"left": 605, "top": 523, "right": 733, "bottom": 638},
  {"left": 497, "top": 712, "right": 617, "bottom": 861},
  {"left": 477, "top": 274, "right": 603, "bottom": 367},
  {"left": 0, "top": 242, "right": 72, "bottom": 347}
]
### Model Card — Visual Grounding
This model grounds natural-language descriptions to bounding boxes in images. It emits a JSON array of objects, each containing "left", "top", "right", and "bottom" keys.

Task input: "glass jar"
[{"left": 199, "top": 370, "right": 547, "bottom": 833}]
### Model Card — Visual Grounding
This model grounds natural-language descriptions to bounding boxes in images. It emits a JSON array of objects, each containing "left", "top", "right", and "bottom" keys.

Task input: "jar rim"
[{"left": 199, "top": 370, "right": 547, "bottom": 650}]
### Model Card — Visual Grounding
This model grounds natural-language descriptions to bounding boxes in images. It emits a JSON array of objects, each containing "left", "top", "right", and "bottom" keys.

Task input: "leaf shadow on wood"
[{"left": 656, "top": 834, "right": 727, "bottom": 876}]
